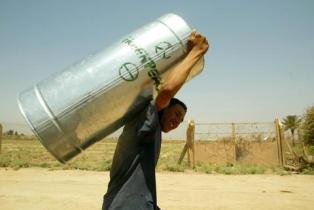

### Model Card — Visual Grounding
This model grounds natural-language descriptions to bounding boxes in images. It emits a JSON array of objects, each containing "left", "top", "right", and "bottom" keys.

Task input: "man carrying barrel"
[{"left": 103, "top": 32, "right": 209, "bottom": 210}]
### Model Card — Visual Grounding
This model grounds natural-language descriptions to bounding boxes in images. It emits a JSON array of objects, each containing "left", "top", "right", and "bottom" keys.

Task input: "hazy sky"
[{"left": 0, "top": 0, "right": 313, "bottom": 134}]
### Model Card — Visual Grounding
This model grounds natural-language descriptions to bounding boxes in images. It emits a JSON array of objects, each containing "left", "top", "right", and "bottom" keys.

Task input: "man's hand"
[
  {"left": 187, "top": 32, "right": 209, "bottom": 59},
  {"left": 156, "top": 32, "right": 209, "bottom": 111}
]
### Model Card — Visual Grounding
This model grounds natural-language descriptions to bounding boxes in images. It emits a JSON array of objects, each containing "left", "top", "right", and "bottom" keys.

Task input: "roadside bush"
[{"left": 302, "top": 105, "right": 314, "bottom": 145}]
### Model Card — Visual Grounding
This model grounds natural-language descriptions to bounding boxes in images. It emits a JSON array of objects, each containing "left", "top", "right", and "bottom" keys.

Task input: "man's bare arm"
[{"left": 156, "top": 32, "right": 209, "bottom": 111}]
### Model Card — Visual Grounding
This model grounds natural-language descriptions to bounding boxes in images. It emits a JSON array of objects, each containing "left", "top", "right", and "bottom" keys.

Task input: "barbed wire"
[
  {"left": 0, "top": 120, "right": 278, "bottom": 141},
  {"left": 194, "top": 121, "right": 276, "bottom": 142}
]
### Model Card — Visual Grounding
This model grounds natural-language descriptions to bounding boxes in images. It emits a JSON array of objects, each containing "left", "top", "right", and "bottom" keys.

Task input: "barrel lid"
[{"left": 157, "top": 13, "right": 192, "bottom": 51}]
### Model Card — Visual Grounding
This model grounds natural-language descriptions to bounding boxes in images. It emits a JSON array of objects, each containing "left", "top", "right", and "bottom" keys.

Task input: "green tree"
[
  {"left": 302, "top": 105, "right": 314, "bottom": 145},
  {"left": 6, "top": 129, "right": 14, "bottom": 136},
  {"left": 282, "top": 115, "right": 302, "bottom": 146}
]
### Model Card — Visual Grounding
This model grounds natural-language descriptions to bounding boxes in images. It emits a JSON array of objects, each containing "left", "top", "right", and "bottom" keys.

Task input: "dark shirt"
[{"left": 103, "top": 100, "right": 161, "bottom": 210}]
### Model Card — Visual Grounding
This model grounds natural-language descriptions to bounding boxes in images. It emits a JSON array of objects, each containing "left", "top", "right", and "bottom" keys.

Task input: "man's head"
[{"left": 159, "top": 98, "right": 187, "bottom": 133}]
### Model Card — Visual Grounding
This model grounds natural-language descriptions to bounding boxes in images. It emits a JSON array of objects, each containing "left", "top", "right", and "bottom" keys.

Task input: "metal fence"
[
  {"left": 1, "top": 120, "right": 298, "bottom": 167},
  {"left": 194, "top": 122, "right": 277, "bottom": 142},
  {"left": 184, "top": 121, "right": 281, "bottom": 166}
]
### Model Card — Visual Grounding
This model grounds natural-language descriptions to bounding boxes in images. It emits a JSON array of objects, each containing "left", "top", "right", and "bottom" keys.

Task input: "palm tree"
[{"left": 282, "top": 115, "right": 302, "bottom": 146}]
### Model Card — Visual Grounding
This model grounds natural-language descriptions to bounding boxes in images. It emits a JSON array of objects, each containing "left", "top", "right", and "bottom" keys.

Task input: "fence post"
[
  {"left": 275, "top": 119, "right": 284, "bottom": 166},
  {"left": 0, "top": 123, "right": 2, "bottom": 153},
  {"left": 190, "top": 121, "right": 195, "bottom": 168},
  {"left": 178, "top": 120, "right": 195, "bottom": 168},
  {"left": 231, "top": 122, "right": 237, "bottom": 163}
]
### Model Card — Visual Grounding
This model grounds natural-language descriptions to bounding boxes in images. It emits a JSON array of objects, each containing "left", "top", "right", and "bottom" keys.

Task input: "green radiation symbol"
[
  {"left": 155, "top": 41, "right": 172, "bottom": 59},
  {"left": 119, "top": 62, "right": 139, "bottom": 81}
]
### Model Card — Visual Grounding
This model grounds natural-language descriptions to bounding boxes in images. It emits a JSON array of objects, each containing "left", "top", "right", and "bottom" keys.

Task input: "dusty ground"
[{"left": 0, "top": 168, "right": 314, "bottom": 210}]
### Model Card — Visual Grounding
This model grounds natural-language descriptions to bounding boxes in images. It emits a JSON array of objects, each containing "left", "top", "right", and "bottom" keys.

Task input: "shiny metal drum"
[{"left": 18, "top": 13, "right": 205, "bottom": 163}]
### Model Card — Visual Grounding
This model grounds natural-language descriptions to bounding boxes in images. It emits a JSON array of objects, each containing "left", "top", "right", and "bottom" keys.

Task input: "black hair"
[
  {"left": 158, "top": 98, "right": 187, "bottom": 120},
  {"left": 168, "top": 98, "right": 187, "bottom": 112}
]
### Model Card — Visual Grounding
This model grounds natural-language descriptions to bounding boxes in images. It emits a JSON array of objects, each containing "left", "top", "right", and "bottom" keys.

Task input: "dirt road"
[{"left": 0, "top": 168, "right": 313, "bottom": 210}]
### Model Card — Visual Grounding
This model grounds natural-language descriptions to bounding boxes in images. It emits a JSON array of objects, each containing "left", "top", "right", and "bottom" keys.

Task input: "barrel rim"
[{"left": 17, "top": 93, "right": 66, "bottom": 163}]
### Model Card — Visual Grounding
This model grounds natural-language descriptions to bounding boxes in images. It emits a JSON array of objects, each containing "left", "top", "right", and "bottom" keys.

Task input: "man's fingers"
[
  {"left": 195, "top": 33, "right": 201, "bottom": 38},
  {"left": 188, "top": 31, "right": 209, "bottom": 53}
]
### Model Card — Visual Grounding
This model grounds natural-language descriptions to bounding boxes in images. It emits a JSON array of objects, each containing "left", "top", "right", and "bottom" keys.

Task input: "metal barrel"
[{"left": 17, "top": 13, "right": 205, "bottom": 163}]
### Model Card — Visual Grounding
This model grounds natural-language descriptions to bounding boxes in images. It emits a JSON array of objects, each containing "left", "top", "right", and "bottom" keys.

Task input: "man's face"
[{"left": 160, "top": 104, "right": 186, "bottom": 133}]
